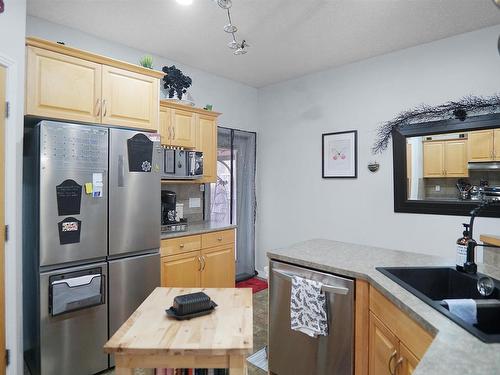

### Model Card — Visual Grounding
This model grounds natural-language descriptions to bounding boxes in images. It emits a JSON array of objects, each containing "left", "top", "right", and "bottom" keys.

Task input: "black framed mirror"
[{"left": 392, "top": 112, "right": 500, "bottom": 217}]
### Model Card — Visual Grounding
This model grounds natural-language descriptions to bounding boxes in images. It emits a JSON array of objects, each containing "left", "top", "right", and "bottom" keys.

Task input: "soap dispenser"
[{"left": 456, "top": 223, "right": 470, "bottom": 272}]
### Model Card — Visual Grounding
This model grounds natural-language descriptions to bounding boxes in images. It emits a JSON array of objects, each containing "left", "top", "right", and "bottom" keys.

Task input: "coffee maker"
[{"left": 162, "top": 190, "right": 177, "bottom": 224}]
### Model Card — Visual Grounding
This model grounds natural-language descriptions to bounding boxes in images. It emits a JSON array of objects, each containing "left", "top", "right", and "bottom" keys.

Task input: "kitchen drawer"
[
  {"left": 160, "top": 235, "right": 201, "bottom": 257},
  {"left": 201, "top": 229, "right": 235, "bottom": 249},
  {"left": 369, "top": 286, "right": 433, "bottom": 359}
]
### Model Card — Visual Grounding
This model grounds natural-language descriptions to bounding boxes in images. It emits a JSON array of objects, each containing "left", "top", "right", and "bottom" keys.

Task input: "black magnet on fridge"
[
  {"left": 58, "top": 217, "right": 82, "bottom": 245},
  {"left": 127, "top": 133, "right": 153, "bottom": 172},
  {"left": 56, "top": 179, "right": 82, "bottom": 216}
]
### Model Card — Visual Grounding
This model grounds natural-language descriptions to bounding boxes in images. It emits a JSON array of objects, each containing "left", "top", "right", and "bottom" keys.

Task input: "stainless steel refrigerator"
[{"left": 23, "top": 120, "right": 161, "bottom": 375}]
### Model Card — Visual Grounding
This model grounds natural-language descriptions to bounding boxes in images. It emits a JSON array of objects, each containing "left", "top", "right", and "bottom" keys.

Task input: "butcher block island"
[{"left": 104, "top": 287, "right": 253, "bottom": 375}]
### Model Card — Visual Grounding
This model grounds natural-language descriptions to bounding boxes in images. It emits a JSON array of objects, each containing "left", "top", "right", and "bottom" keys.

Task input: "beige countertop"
[
  {"left": 161, "top": 221, "right": 237, "bottom": 240},
  {"left": 267, "top": 239, "right": 500, "bottom": 375}
]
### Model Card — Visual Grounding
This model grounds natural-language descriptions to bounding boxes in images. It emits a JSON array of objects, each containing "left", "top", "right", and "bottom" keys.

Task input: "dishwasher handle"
[{"left": 273, "top": 269, "right": 349, "bottom": 295}]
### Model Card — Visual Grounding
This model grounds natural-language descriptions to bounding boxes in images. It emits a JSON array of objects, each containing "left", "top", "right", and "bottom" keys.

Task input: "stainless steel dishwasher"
[{"left": 269, "top": 260, "right": 355, "bottom": 375}]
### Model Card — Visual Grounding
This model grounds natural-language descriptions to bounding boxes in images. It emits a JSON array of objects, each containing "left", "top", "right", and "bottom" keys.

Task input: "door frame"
[{"left": 0, "top": 52, "right": 22, "bottom": 375}]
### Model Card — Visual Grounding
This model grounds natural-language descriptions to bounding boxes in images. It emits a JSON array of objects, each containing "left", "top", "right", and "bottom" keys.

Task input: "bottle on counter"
[{"left": 456, "top": 223, "right": 471, "bottom": 272}]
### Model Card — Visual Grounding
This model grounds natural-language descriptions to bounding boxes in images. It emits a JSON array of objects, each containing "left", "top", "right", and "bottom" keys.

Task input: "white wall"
[
  {"left": 26, "top": 16, "right": 259, "bottom": 132},
  {"left": 0, "top": 0, "right": 26, "bottom": 374},
  {"left": 256, "top": 25, "right": 500, "bottom": 272}
]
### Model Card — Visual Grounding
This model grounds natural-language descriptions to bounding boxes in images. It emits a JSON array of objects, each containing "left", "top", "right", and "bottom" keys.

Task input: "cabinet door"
[
  {"left": 159, "top": 107, "right": 172, "bottom": 146},
  {"left": 197, "top": 114, "right": 217, "bottom": 183},
  {"left": 101, "top": 65, "right": 159, "bottom": 131},
  {"left": 369, "top": 313, "right": 399, "bottom": 375},
  {"left": 160, "top": 252, "right": 201, "bottom": 287},
  {"left": 399, "top": 342, "right": 419, "bottom": 375},
  {"left": 495, "top": 130, "right": 500, "bottom": 161},
  {"left": 171, "top": 109, "right": 196, "bottom": 148},
  {"left": 423, "top": 142, "right": 444, "bottom": 178},
  {"left": 444, "top": 140, "right": 468, "bottom": 177},
  {"left": 26, "top": 46, "right": 102, "bottom": 123},
  {"left": 200, "top": 244, "right": 235, "bottom": 287},
  {"left": 468, "top": 130, "right": 494, "bottom": 162}
]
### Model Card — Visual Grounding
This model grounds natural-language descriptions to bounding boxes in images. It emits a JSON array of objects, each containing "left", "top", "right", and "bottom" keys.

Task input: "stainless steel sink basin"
[{"left": 377, "top": 267, "right": 500, "bottom": 343}]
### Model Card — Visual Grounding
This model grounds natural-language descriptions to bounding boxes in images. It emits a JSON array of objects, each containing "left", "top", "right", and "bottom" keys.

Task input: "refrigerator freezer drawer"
[
  {"left": 108, "top": 252, "right": 160, "bottom": 366},
  {"left": 39, "top": 262, "right": 108, "bottom": 375},
  {"left": 269, "top": 260, "right": 354, "bottom": 375}
]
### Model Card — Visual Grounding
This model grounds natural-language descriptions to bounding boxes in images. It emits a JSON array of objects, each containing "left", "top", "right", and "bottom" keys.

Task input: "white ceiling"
[{"left": 27, "top": 0, "right": 500, "bottom": 87}]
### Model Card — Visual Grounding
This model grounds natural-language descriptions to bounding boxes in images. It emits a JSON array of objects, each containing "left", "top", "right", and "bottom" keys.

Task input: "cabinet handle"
[
  {"left": 95, "top": 99, "right": 101, "bottom": 116},
  {"left": 394, "top": 357, "right": 403, "bottom": 375},
  {"left": 179, "top": 243, "right": 184, "bottom": 248},
  {"left": 201, "top": 256, "right": 206, "bottom": 271},
  {"left": 172, "top": 126, "right": 176, "bottom": 140},
  {"left": 103, "top": 99, "right": 107, "bottom": 116},
  {"left": 388, "top": 350, "right": 397, "bottom": 375},
  {"left": 198, "top": 256, "right": 202, "bottom": 271},
  {"left": 218, "top": 237, "right": 223, "bottom": 241}
]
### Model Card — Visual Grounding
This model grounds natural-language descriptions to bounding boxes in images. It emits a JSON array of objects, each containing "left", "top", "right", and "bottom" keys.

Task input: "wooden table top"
[
  {"left": 480, "top": 234, "right": 500, "bottom": 247},
  {"left": 104, "top": 288, "right": 253, "bottom": 356}
]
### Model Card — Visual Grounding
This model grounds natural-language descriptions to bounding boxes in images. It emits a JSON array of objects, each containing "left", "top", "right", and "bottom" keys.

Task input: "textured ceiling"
[{"left": 27, "top": 0, "right": 500, "bottom": 87}]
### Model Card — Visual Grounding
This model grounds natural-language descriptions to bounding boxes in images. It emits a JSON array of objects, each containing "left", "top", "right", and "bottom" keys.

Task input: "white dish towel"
[
  {"left": 290, "top": 275, "right": 328, "bottom": 337},
  {"left": 443, "top": 299, "right": 478, "bottom": 325}
]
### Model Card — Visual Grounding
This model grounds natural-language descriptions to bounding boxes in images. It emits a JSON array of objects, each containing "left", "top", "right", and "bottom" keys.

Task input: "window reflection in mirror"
[{"left": 406, "top": 128, "right": 500, "bottom": 201}]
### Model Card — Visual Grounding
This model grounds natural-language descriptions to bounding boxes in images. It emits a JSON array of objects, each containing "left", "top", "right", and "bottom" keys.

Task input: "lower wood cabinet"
[
  {"left": 366, "top": 287, "right": 434, "bottom": 375},
  {"left": 161, "top": 252, "right": 201, "bottom": 288},
  {"left": 160, "top": 229, "right": 235, "bottom": 288},
  {"left": 369, "top": 313, "right": 398, "bottom": 375}
]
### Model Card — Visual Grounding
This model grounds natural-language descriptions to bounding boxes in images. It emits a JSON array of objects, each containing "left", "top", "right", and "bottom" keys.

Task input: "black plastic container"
[{"left": 172, "top": 292, "right": 216, "bottom": 316}]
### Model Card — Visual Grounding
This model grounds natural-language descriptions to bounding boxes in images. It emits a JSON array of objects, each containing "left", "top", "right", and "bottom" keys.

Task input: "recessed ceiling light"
[{"left": 176, "top": 0, "right": 193, "bottom": 6}]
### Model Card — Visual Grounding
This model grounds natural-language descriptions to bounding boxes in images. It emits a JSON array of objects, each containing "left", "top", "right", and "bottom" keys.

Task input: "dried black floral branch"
[{"left": 372, "top": 94, "right": 500, "bottom": 154}]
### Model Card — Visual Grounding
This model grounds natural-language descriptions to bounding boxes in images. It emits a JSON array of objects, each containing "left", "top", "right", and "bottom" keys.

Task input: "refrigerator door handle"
[
  {"left": 118, "top": 155, "right": 125, "bottom": 187},
  {"left": 273, "top": 269, "right": 349, "bottom": 295}
]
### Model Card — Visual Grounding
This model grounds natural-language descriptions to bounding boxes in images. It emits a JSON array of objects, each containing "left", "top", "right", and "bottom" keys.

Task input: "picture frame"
[{"left": 322, "top": 130, "right": 358, "bottom": 178}]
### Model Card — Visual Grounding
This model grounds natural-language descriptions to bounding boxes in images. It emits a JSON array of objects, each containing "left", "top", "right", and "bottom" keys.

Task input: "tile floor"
[{"left": 101, "top": 289, "right": 269, "bottom": 375}]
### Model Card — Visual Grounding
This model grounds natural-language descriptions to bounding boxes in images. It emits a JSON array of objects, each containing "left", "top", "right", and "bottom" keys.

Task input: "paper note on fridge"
[
  {"left": 92, "top": 173, "right": 103, "bottom": 198},
  {"left": 84, "top": 182, "right": 93, "bottom": 194}
]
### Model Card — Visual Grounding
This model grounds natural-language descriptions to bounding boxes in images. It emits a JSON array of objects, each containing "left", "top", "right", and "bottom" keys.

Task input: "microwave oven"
[{"left": 162, "top": 149, "right": 204, "bottom": 180}]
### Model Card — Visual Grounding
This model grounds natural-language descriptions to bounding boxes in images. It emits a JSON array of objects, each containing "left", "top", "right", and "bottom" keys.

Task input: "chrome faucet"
[{"left": 464, "top": 199, "right": 500, "bottom": 274}]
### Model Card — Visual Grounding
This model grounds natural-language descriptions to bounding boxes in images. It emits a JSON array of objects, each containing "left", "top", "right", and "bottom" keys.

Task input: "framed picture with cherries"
[{"left": 322, "top": 130, "right": 358, "bottom": 178}]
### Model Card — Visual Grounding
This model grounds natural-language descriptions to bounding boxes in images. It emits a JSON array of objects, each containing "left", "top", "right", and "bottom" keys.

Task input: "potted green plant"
[
  {"left": 139, "top": 55, "right": 154, "bottom": 69},
  {"left": 162, "top": 65, "right": 192, "bottom": 101}
]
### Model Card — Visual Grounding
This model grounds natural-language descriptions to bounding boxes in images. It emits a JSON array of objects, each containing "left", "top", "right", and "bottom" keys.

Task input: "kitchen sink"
[{"left": 377, "top": 267, "right": 500, "bottom": 343}]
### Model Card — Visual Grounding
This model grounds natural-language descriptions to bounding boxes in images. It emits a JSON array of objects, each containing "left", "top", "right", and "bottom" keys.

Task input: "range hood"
[{"left": 468, "top": 162, "right": 500, "bottom": 171}]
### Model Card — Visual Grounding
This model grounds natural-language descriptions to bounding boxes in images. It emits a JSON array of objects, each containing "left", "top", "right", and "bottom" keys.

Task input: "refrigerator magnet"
[
  {"left": 56, "top": 179, "right": 82, "bottom": 216},
  {"left": 92, "top": 173, "right": 103, "bottom": 198},
  {"left": 58, "top": 217, "right": 82, "bottom": 245},
  {"left": 127, "top": 133, "right": 153, "bottom": 172}
]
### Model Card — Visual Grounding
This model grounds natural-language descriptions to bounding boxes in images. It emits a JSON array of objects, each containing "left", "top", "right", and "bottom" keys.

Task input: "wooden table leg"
[
  {"left": 115, "top": 366, "right": 134, "bottom": 375},
  {"left": 229, "top": 355, "right": 248, "bottom": 375}
]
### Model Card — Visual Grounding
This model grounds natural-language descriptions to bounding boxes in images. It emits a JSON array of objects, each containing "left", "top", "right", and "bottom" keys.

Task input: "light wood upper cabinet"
[
  {"left": 201, "top": 245, "right": 236, "bottom": 288},
  {"left": 468, "top": 130, "right": 494, "bottom": 162},
  {"left": 423, "top": 141, "right": 445, "bottom": 178},
  {"left": 101, "top": 65, "right": 159, "bottom": 130},
  {"left": 159, "top": 107, "right": 172, "bottom": 145},
  {"left": 171, "top": 109, "right": 197, "bottom": 148},
  {"left": 369, "top": 313, "right": 398, "bottom": 375},
  {"left": 161, "top": 252, "right": 201, "bottom": 288},
  {"left": 26, "top": 37, "right": 162, "bottom": 131},
  {"left": 197, "top": 114, "right": 218, "bottom": 183},
  {"left": 444, "top": 140, "right": 468, "bottom": 177},
  {"left": 495, "top": 130, "right": 500, "bottom": 161},
  {"left": 26, "top": 46, "right": 102, "bottom": 123},
  {"left": 423, "top": 139, "right": 468, "bottom": 178}
]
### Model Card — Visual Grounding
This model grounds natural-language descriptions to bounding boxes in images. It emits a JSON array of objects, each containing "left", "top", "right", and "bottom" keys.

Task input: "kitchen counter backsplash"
[{"left": 162, "top": 183, "right": 204, "bottom": 222}]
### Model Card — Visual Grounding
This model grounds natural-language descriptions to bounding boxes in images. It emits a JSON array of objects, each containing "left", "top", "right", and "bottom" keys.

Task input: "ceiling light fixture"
[
  {"left": 176, "top": 0, "right": 193, "bottom": 6},
  {"left": 212, "top": 0, "right": 250, "bottom": 55}
]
